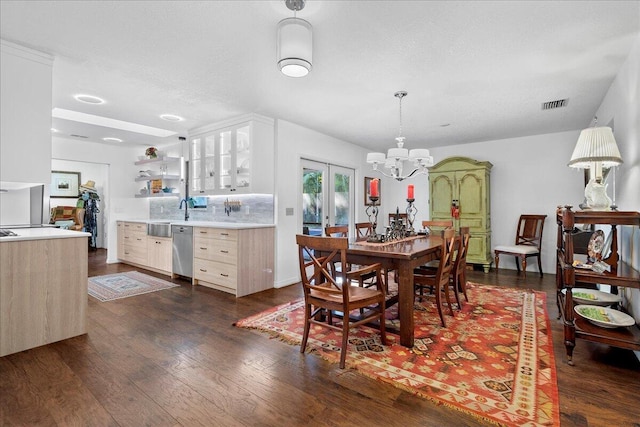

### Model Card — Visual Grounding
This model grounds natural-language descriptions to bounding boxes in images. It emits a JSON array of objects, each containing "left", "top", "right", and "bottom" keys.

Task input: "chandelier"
[{"left": 366, "top": 91, "right": 434, "bottom": 181}]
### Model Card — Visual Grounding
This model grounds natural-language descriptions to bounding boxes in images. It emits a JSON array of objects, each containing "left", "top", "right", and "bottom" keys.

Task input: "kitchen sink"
[{"left": 147, "top": 222, "right": 171, "bottom": 237}]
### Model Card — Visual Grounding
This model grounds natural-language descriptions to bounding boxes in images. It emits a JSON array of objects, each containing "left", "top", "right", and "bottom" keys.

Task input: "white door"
[{"left": 301, "top": 159, "right": 354, "bottom": 236}]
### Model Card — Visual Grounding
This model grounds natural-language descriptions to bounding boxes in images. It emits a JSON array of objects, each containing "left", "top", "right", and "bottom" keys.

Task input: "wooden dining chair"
[
  {"left": 421, "top": 220, "right": 453, "bottom": 234},
  {"left": 296, "top": 234, "right": 387, "bottom": 369},
  {"left": 413, "top": 227, "right": 471, "bottom": 305},
  {"left": 494, "top": 214, "right": 547, "bottom": 277},
  {"left": 413, "top": 228, "right": 457, "bottom": 327},
  {"left": 355, "top": 222, "right": 373, "bottom": 241}
]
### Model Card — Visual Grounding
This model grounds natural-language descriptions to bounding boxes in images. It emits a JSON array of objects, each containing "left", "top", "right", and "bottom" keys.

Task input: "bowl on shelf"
[{"left": 162, "top": 187, "right": 176, "bottom": 193}]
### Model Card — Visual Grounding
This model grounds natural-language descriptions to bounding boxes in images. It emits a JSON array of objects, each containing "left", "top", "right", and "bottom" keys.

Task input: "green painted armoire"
[{"left": 429, "top": 156, "right": 492, "bottom": 272}]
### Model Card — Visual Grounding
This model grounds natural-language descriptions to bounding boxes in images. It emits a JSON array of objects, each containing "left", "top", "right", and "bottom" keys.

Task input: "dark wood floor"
[{"left": 1, "top": 249, "right": 639, "bottom": 426}]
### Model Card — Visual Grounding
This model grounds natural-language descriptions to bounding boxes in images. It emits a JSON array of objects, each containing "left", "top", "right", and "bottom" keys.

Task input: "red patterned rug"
[{"left": 236, "top": 283, "right": 559, "bottom": 427}]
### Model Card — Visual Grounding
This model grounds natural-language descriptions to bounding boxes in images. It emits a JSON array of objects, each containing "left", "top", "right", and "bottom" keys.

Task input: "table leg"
[{"left": 398, "top": 261, "right": 414, "bottom": 347}]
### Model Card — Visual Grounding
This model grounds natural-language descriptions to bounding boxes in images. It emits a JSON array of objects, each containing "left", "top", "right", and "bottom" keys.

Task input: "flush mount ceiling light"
[
  {"left": 52, "top": 108, "right": 177, "bottom": 138},
  {"left": 74, "top": 94, "right": 105, "bottom": 104},
  {"left": 160, "top": 114, "right": 184, "bottom": 122},
  {"left": 102, "top": 137, "right": 123, "bottom": 143},
  {"left": 277, "top": 0, "right": 312, "bottom": 78},
  {"left": 366, "top": 91, "right": 434, "bottom": 181}
]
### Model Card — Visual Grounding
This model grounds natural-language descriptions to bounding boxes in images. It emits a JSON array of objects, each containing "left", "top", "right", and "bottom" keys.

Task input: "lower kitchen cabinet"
[
  {"left": 121, "top": 221, "right": 148, "bottom": 266},
  {"left": 147, "top": 236, "right": 172, "bottom": 274},
  {"left": 193, "top": 226, "right": 274, "bottom": 297}
]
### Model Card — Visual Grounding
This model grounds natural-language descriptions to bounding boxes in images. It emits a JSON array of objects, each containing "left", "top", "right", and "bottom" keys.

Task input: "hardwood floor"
[{"left": 1, "top": 249, "right": 639, "bottom": 426}]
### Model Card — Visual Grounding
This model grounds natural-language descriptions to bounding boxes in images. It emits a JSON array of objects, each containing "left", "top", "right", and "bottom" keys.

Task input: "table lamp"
[{"left": 568, "top": 124, "right": 622, "bottom": 210}]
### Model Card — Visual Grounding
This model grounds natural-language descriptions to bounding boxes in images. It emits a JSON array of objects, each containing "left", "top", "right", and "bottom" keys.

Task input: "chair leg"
[
  {"left": 494, "top": 253, "right": 500, "bottom": 272},
  {"left": 301, "top": 304, "right": 311, "bottom": 353},
  {"left": 340, "top": 316, "right": 350, "bottom": 369},
  {"left": 522, "top": 257, "right": 527, "bottom": 277},
  {"left": 537, "top": 255, "right": 543, "bottom": 277},
  {"left": 515, "top": 256, "right": 521, "bottom": 273},
  {"left": 435, "top": 281, "right": 446, "bottom": 327},
  {"left": 451, "top": 276, "right": 462, "bottom": 309},
  {"left": 379, "top": 299, "right": 387, "bottom": 346},
  {"left": 460, "top": 269, "right": 468, "bottom": 302},
  {"left": 443, "top": 280, "right": 455, "bottom": 316}
]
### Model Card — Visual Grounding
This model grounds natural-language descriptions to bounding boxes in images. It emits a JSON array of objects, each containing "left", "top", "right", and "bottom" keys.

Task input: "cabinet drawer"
[
  {"left": 124, "top": 222, "right": 146, "bottom": 233},
  {"left": 194, "top": 259, "right": 237, "bottom": 289},
  {"left": 123, "top": 243, "right": 148, "bottom": 265},
  {"left": 194, "top": 227, "right": 237, "bottom": 241},
  {"left": 123, "top": 233, "right": 147, "bottom": 248},
  {"left": 194, "top": 236, "right": 237, "bottom": 263}
]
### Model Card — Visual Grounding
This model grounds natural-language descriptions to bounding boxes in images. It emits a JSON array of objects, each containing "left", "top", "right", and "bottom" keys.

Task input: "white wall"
[
  {"left": 0, "top": 40, "right": 52, "bottom": 185},
  {"left": 594, "top": 33, "right": 640, "bottom": 324},
  {"left": 274, "top": 119, "right": 370, "bottom": 287}
]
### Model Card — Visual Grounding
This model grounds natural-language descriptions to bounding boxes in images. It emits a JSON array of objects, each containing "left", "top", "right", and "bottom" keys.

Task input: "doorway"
[{"left": 301, "top": 159, "right": 354, "bottom": 237}]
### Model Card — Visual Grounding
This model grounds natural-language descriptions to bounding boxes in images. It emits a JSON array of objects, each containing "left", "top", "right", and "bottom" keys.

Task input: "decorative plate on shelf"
[
  {"left": 587, "top": 230, "right": 605, "bottom": 261},
  {"left": 574, "top": 305, "right": 635, "bottom": 328},
  {"left": 561, "top": 288, "right": 621, "bottom": 306}
]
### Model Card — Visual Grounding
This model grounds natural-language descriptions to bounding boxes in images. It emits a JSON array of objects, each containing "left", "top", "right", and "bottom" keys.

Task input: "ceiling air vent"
[
  {"left": 70, "top": 134, "right": 89, "bottom": 138},
  {"left": 541, "top": 99, "right": 569, "bottom": 110}
]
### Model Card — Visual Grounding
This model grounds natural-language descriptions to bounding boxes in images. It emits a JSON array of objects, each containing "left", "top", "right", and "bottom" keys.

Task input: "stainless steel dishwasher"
[{"left": 172, "top": 225, "right": 193, "bottom": 278}]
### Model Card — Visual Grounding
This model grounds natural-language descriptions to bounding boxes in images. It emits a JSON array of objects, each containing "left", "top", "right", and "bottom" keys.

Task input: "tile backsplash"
[{"left": 149, "top": 194, "right": 274, "bottom": 224}]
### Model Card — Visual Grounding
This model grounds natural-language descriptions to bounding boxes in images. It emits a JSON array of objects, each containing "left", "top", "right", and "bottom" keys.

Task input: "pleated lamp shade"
[{"left": 568, "top": 126, "right": 623, "bottom": 168}]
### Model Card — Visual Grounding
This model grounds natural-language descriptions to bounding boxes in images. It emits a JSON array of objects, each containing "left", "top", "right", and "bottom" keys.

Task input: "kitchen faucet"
[{"left": 179, "top": 197, "right": 192, "bottom": 221}]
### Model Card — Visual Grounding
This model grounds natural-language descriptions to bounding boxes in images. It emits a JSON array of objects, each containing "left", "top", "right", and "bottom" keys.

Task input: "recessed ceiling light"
[
  {"left": 51, "top": 128, "right": 59, "bottom": 133},
  {"left": 160, "top": 114, "right": 184, "bottom": 122},
  {"left": 52, "top": 108, "right": 177, "bottom": 138},
  {"left": 74, "top": 94, "right": 105, "bottom": 104},
  {"left": 103, "top": 137, "right": 123, "bottom": 143}
]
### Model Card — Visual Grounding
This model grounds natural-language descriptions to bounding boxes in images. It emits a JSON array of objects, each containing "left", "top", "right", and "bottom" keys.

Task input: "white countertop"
[
  {"left": 0, "top": 228, "right": 91, "bottom": 242},
  {"left": 119, "top": 219, "right": 274, "bottom": 229}
]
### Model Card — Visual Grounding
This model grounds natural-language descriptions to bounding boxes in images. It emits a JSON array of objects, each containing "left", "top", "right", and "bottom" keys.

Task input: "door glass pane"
[
  {"left": 302, "top": 167, "right": 323, "bottom": 236},
  {"left": 190, "top": 138, "right": 202, "bottom": 193},
  {"left": 204, "top": 134, "right": 216, "bottom": 190},
  {"left": 237, "top": 125, "right": 250, "bottom": 189},
  {"left": 219, "top": 130, "right": 231, "bottom": 190},
  {"left": 333, "top": 171, "right": 350, "bottom": 226}
]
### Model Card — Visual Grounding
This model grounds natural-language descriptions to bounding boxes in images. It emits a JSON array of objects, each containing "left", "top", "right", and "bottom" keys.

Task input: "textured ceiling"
[{"left": 1, "top": 1, "right": 639, "bottom": 150}]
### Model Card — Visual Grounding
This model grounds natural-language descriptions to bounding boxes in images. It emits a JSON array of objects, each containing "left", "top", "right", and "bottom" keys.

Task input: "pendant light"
[{"left": 277, "top": 0, "right": 312, "bottom": 77}]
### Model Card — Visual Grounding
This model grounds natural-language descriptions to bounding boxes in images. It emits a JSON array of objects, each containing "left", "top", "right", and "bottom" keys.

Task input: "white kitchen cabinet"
[
  {"left": 189, "top": 115, "right": 274, "bottom": 195},
  {"left": 134, "top": 156, "right": 181, "bottom": 198}
]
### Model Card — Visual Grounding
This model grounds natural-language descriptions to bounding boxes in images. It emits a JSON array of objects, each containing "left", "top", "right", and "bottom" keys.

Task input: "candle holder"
[
  {"left": 406, "top": 198, "right": 417, "bottom": 234},
  {"left": 366, "top": 196, "right": 384, "bottom": 242}
]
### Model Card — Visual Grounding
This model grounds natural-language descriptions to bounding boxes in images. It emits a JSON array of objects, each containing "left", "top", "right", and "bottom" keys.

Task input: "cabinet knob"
[
  {"left": 200, "top": 247, "right": 207, "bottom": 250},
  {"left": 220, "top": 250, "right": 229, "bottom": 254},
  {"left": 220, "top": 273, "right": 229, "bottom": 277},
  {"left": 199, "top": 268, "right": 207, "bottom": 272}
]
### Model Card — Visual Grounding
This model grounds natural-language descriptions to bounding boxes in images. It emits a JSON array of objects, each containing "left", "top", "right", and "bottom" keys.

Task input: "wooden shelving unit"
[{"left": 556, "top": 206, "right": 640, "bottom": 365}]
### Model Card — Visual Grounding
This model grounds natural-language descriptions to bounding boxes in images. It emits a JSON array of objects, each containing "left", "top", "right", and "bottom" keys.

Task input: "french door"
[{"left": 301, "top": 159, "right": 355, "bottom": 237}]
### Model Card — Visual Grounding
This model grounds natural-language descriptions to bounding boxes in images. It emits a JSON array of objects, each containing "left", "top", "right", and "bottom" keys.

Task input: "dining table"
[{"left": 340, "top": 234, "right": 443, "bottom": 347}]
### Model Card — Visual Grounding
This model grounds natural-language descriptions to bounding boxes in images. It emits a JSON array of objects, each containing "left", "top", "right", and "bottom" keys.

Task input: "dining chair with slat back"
[
  {"left": 422, "top": 220, "right": 454, "bottom": 235},
  {"left": 453, "top": 227, "right": 471, "bottom": 302},
  {"left": 355, "top": 222, "right": 373, "bottom": 241},
  {"left": 413, "top": 228, "right": 457, "bottom": 327},
  {"left": 494, "top": 214, "right": 547, "bottom": 277},
  {"left": 296, "top": 234, "right": 387, "bottom": 369}
]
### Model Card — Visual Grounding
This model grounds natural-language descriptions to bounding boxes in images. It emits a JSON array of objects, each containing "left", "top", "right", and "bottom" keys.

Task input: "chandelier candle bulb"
[{"left": 407, "top": 184, "right": 414, "bottom": 200}]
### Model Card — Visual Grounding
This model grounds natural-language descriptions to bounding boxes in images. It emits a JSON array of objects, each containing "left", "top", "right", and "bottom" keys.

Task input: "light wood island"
[{"left": 0, "top": 228, "right": 90, "bottom": 357}]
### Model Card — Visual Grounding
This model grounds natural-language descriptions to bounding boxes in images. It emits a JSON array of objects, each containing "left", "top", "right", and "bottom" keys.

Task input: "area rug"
[
  {"left": 88, "top": 271, "right": 179, "bottom": 302},
  {"left": 236, "top": 283, "right": 559, "bottom": 427}
]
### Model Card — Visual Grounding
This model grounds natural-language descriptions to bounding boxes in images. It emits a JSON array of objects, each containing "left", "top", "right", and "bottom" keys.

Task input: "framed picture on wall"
[
  {"left": 50, "top": 171, "right": 81, "bottom": 198},
  {"left": 364, "top": 177, "right": 380, "bottom": 205}
]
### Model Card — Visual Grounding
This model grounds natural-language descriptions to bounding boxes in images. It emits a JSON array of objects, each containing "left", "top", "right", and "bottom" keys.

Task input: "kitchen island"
[{"left": 0, "top": 228, "right": 90, "bottom": 357}]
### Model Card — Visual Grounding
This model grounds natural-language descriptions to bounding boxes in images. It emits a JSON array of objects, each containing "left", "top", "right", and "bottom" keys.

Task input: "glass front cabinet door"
[{"left": 191, "top": 124, "right": 251, "bottom": 194}]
